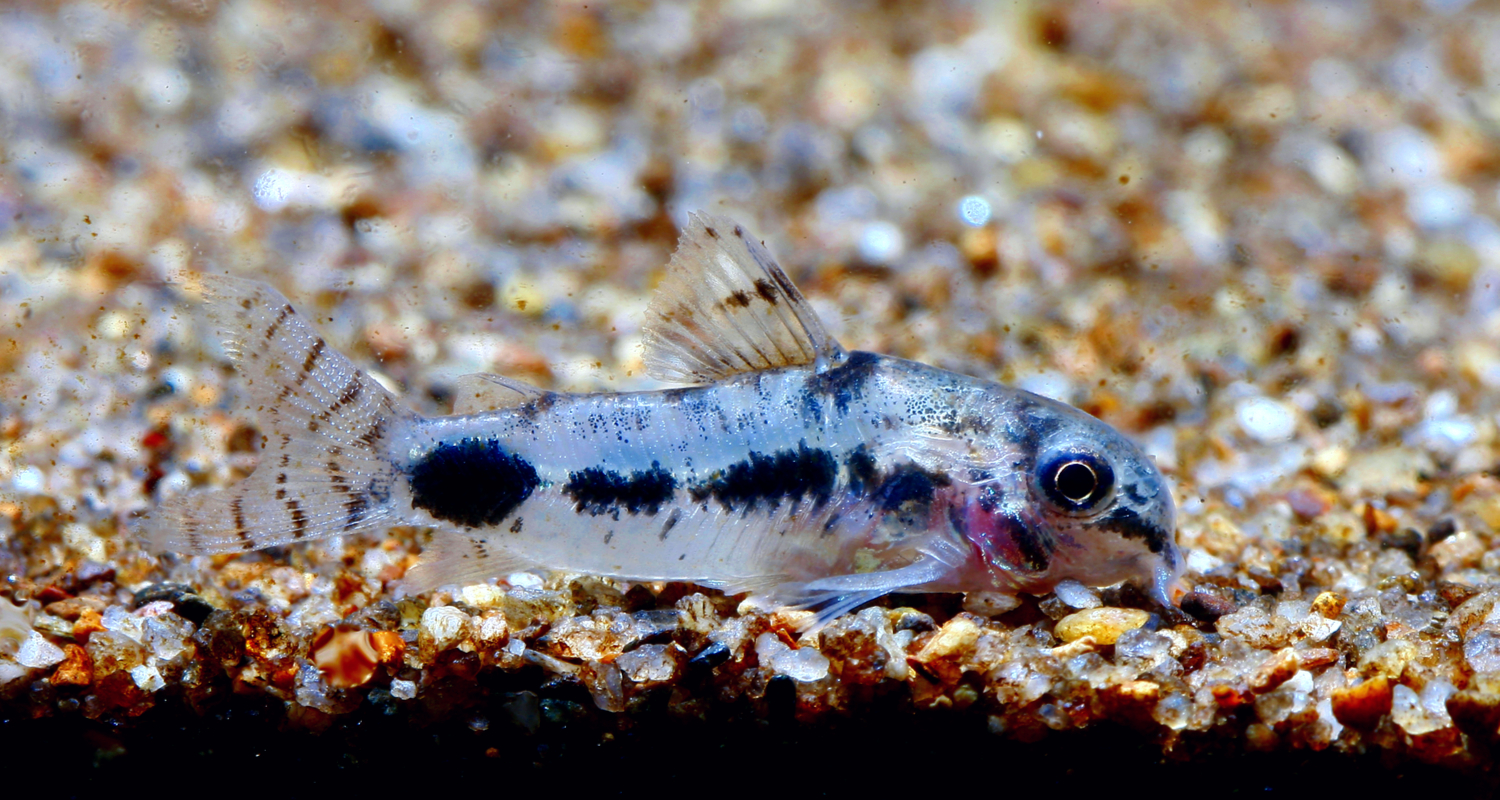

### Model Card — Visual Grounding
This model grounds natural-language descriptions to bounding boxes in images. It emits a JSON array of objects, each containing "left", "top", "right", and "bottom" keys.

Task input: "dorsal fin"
[
  {"left": 452, "top": 373, "right": 547, "bottom": 415},
  {"left": 641, "top": 213, "right": 846, "bottom": 384}
]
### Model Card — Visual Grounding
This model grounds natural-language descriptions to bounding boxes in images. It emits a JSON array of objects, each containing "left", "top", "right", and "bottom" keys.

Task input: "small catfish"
[{"left": 148, "top": 214, "right": 1183, "bottom": 623}]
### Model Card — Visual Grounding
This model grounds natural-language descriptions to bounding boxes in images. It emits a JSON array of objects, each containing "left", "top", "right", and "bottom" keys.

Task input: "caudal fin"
[{"left": 148, "top": 275, "right": 416, "bottom": 554}]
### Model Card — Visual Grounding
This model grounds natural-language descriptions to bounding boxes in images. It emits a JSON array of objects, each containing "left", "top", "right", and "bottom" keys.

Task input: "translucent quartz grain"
[
  {"left": 616, "top": 644, "right": 677, "bottom": 683},
  {"left": 15, "top": 631, "right": 65, "bottom": 669},
  {"left": 755, "top": 633, "right": 830, "bottom": 682}
]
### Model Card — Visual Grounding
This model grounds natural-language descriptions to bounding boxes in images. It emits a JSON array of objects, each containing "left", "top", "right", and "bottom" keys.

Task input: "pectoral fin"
[
  {"left": 771, "top": 553, "right": 958, "bottom": 631},
  {"left": 400, "top": 530, "right": 543, "bottom": 593}
]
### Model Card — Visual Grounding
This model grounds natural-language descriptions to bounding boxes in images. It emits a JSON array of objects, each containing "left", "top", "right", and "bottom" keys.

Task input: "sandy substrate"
[{"left": 5, "top": 0, "right": 1500, "bottom": 786}]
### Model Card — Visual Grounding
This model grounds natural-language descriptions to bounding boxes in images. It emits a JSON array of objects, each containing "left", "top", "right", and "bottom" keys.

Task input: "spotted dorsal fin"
[
  {"left": 641, "top": 213, "right": 846, "bottom": 384},
  {"left": 452, "top": 373, "right": 547, "bottom": 415}
]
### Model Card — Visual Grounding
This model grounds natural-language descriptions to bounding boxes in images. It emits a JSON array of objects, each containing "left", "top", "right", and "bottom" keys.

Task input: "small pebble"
[
  {"left": 15, "top": 631, "right": 65, "bottom": 669},
  {"left": 1055, "top": 607, "right": 1151, "bottom": 645},
  {"left": 962, "top": 592, "right": 1021, "bottom": 617},
  {"left": 419, "top": 606, "right": 470, "bottom": 654},
  {"left": 1052, "top": 579, "right": 1102, "bottom": 610},
  {"left": 1331, "top": 676, "right": 1393, "bottom": 729},
  {"left": 1236, "top": 397, "right": 1298, "bottom": 444},
  {"left": 754, "top": 633, "right": 830, "bottom": 683}
]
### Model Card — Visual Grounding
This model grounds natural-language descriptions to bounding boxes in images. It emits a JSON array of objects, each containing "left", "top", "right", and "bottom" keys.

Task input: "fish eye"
[{"left": 1038, "top": 450, "right": 1115, "bottom": 514}]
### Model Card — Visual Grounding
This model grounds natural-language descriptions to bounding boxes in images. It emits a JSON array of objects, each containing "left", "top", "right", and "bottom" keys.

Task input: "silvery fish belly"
[{"left": 148, "top": 213, "right": 1183, "bottom": 623}]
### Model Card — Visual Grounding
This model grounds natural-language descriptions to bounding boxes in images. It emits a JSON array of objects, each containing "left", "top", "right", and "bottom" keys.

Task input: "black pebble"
[
  {"left": 132, "top": 582, "right": 218, "bottom": 625},
  {"left": 1180, "top": 588, "right": 1239, "bottom": 622},
  {"left": 1427, "top": 517, "right": 1458, "bottom": 544}
]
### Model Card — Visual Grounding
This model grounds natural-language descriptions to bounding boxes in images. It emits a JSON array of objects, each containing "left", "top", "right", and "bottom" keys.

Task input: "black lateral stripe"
[
  {"left": 690, "top": 440, "right": 836, "bottom": 513},
  {"left": 563, "top": 462, "right": 677, "bottom": 517}
]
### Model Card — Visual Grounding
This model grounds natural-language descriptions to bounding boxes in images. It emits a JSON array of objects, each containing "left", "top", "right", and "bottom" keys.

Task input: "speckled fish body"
[{"left": 149, "top": 214, "right": 1182, "bottom": 620}]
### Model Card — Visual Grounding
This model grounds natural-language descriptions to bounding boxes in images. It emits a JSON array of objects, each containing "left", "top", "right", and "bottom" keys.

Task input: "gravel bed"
[{"left": 4, "top": 0, "right": 1500, "bottom": 782}]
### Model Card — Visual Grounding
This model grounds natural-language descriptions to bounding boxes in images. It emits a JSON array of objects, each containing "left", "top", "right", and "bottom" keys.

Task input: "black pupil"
[{"left": 1055, "top": 461, "right": 1097, "bottom": 502}]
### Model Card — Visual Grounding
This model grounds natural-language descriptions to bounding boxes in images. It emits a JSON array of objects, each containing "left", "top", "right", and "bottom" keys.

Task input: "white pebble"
[
  {"left": 1408, "top": 182, "right": 1473, "bottom": 230},
  {"left": 858, "top": 221, "right": 904, "bottom": 265},
  {"left": 958, "top": 195, "right": 991, "bottom": 227},
  {"left": 420, "top": 606, "right": 470, "bottom": 651},
  {"left": 754, "top": 632, "right": 830, "bottom": 682},
  {"left": 461, "top": 583, "right": 505, "bottom": 608},
  {"left": 16, "top": 631, "right": 65, "bottom": 669},
  {"left": 390, "top": 679, "right": 417, "bottom": 700},
  {"left": 1186, "top": 548, "right": 1223, "bottom": 574},
  {"left": 136, "top": 64, "right": 191, "bottom": 114},
  {"left": 506, "top": 572, "right": 545, "bottom": 590},
  {"left": 12, "top": 466, "right": 45, "bottom": 495},
  {"left": 475, "top": 614, "right": 508, "bottom": 646},
  {"left": 102, "top": 605, "right": 144, "bottom": 642},
  {"left": 1052, "top": 579, "right": 1102, "bottom": 609},
  {"left": 252, "top": 168, "right": 295, "bottom": 212},
  {"left": 130, "top": 663, "right": 165, "bottom": 692},
  {"left": 1391, "top": 683, "right": 1449, "bottom": 735},
  {"left": 0, "top": 662, "right": 28, "bottom": 687},
  {"left": 1236, "top": 397, "right": 1297, "bottom": 444}
]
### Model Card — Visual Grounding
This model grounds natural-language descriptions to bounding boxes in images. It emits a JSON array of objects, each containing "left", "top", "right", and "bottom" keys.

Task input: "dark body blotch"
[
  {"left": 408, "top": 438, "right": 540, "bottom": 528},
  {"left": 692, "top": 441, "right": 836, "bottom": 513},
  {"left": 845, "top": 444, "right": 878, "bottom": 495},
  {"left": 1008, "top": 395, "right": 1064, "bottom": 455},
  {"left": 874, "top": 463, "right": 950, "bottom": 512},
  {"left": 563, "top": 462, "right": 678, "bottom": 517},
  {"left": 807, "top": 351, "right": 880, "bottom": 415}
]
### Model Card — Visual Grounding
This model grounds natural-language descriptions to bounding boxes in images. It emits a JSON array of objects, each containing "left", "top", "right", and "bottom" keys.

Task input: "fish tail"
[{"left": 146, "top": 275, "right": 415, "bottom": 554}]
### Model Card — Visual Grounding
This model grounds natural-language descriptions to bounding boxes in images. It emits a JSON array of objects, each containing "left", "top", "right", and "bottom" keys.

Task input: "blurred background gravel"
[{"left": 6, "top": 0, "right": 1500, "bottom": 786}]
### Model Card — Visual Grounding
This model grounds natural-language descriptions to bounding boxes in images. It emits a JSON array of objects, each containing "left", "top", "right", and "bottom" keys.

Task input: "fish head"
[{"left": 956, "top": 393, "right": 1183, "bottom": 607}]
